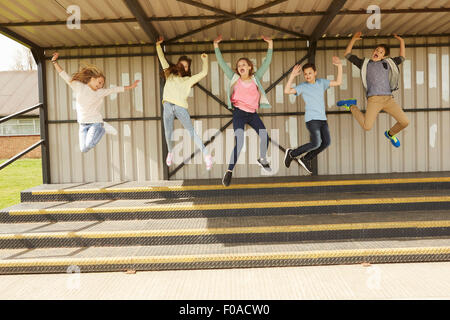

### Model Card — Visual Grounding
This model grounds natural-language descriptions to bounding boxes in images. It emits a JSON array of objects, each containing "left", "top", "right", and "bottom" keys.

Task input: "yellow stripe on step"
[
  {"left": 8, "top": 196, "right": 450, "bottom": 215},
  {"left": 0, "top": 246, "right": 449, "bottom": 268},
  {"left": 30, "top": 177, "right": 450, "bottom": 195},
  {"left": 0, "top": 220, "right": 449, "bottom": 240}
]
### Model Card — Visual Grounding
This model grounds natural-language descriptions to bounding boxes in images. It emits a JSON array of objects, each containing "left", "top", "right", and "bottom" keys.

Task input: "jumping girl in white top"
[{"left": 51, "top": 52, "right": 139, "bottom": 153}]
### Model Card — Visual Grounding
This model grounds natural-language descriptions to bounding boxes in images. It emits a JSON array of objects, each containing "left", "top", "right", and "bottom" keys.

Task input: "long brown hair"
[
  {"left": 71, "top": 65, "right": 105, "bottom": 85},
  {"left": 162, "top": 56, "right": 192, "bottom": 78},
  {"left": 235, "top": 58, "right": 255, "bottom": 76}
]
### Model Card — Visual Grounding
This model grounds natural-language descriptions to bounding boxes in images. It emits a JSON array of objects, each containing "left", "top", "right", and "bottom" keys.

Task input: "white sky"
[{"left": 0, "top": 33, "right": 27, "bottom": 71}]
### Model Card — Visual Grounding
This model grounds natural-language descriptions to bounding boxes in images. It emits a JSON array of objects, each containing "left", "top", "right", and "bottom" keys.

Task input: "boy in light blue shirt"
[{"left": 284, "top": 58, "right": 343, "bottom": 173}]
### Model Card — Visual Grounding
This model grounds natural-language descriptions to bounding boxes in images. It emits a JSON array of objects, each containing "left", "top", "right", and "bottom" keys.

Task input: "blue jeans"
[
  {"left": 291, "top": 120, "right": 331, "bottom": 160},
  {"left": 79, "top": 122, "right": 105, "bottom": 153},
  {"left": 163, "top": 102, "right": 207, "bottom": 154},
  {"left": 228, "top": 108, "right": 269, "bottom": 171}
]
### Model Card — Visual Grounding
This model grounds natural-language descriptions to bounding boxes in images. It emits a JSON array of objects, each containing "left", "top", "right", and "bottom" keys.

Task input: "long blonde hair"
[{"left": 71, "top": 64, "right": 105, "bottom": 85}]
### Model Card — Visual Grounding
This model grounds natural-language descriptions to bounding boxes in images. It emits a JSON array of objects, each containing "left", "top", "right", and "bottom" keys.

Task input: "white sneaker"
[
  {"left": 166, "top": 152, "right": 173, "bottom": 166},
  {"left": 103, "top": 122, "right": 117, "bottom": 135},
  {"left": 204, "top": 155, "right": 213, "bottom": 171}
]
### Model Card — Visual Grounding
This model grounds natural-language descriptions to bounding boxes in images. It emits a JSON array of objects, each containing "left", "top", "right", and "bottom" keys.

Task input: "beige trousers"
[{"left": 350, "top": 96, "right": 409, "bottom": 136}]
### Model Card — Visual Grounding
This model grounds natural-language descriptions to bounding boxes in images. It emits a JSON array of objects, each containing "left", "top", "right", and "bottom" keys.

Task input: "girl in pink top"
[
  {"left": 231, "top": 77, "right": 260, "bottom": 113},
  {"left": 214, "top": 36, "right": 273, "bottom": 187}
]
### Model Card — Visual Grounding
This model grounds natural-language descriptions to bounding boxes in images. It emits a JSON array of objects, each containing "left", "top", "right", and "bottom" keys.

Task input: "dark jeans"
[
  {"left": 228, "top": 108, "right": 269, "bottom": 171},
  {"left": 291, "top": 120, "right": 331, "bottom": 160}
]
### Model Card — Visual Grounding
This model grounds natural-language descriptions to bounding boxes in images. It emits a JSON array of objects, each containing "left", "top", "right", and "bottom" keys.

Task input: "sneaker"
[
  {"left": 384, "top": 130, "right": 400, "bottom": 148},
  {"left": 257, "top": 157, "right": 272, "bottom": 172},
  {"left": 166, "top": 152, "right": 173, "bottom": 166},
  {"left": 298, "top": 156, "right": 312, "bottom": 174},
  {"left": 284, "top": 148, "right": 294, "bottom": 168},
  {"left": 103, "top": 121, "right": 117, "bottom": 135},
  {"left": 337, "top": 99, "right": 357, "bottom": 111},
  {"left": 222, "top": 170, "right": 232, "bottom": 187},
  {"left": 204, "top": 155, "right": 213, "bottom": 171}
]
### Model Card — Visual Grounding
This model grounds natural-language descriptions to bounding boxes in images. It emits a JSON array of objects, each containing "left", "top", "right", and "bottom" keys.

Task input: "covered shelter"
[{"left": 1, "top": 0, "right": 449, "bottom": 183}]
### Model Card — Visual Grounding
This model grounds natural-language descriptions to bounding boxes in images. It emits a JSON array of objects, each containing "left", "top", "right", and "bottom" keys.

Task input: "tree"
[{"left": 11, "top": 46, "right": 37, "bottom": 71}]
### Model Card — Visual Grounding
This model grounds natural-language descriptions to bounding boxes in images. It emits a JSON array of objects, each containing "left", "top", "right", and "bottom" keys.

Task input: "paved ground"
[{"left": 0, "top": 262, "right": 449, "bottom": 300}]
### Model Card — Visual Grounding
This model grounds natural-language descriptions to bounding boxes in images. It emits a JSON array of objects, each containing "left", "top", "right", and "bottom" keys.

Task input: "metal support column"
[
  {"left": 159, "top": 59, "right": 169, "bottom": 180},
  {"left": 32, "top": 48, "right": 51, "bottom": 184}
]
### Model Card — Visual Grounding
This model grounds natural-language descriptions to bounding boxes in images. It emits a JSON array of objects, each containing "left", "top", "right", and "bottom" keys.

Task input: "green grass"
[{"left": 0, "top": 158, "right": 42, "bottom": 209}]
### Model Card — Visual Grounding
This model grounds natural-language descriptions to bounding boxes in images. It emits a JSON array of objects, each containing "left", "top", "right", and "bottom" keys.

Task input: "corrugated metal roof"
[
  {"left": 328, "top": 0, "right": 450, "bottom": 37},
  {"left": 0, "top": 0, "right": 448, "bottom": 49},
  {"left": 0, "top": 71, "right": 39, "bottom": 116}
]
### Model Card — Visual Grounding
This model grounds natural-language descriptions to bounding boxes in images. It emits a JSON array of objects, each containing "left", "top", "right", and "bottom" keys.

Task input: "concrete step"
[
  {"left": 0, "top": 210, "right": 449, "bottom": 249},
  {"left": 1, "top": 238, "right": 449, "bottom": 274},
  {"left": 21, "top": 173, "right": 450, "bottom": 202},
  {"left": 3, "top": 189, "right": 450, "bottom": 222},
  {"left": 5, "top": 173, "right": 450, "bottom": 274}
]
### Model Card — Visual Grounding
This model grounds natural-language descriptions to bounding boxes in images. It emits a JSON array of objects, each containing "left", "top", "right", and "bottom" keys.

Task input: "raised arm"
[
  {"left": 51, "top": 52, "right": 81, "bottom": 90},
  {"left": 255, "top": 35, "right": 273, "bottom": 79},
  {"left": 156, "top": 36, "right": 170, "bottom": 70},
  {"left": 213, "top": 35, "right": 235, "bottom": 79},
  {"left": 51, "top": 52, "right": 63, "bottom": 73},
  {"left": 329, "top": 56, "right": 343, "bottom": 87},
  {"left": 213, "top": 34, "right": 222, "bottom": 50},
  {"left": 344, "top": 31, "right": 362, "bottom": 57},
  {"left": 394, "top": 34, "right": 406, "bottom": 58},
  {"left": 284, "top": 64, "right": 301, "bottom": 95},
  {"left": 186, "top": 53, "right": 209, "bottom": 87},
  {"left": 344, "top": 32, "right": 364, "bottom": 69}
]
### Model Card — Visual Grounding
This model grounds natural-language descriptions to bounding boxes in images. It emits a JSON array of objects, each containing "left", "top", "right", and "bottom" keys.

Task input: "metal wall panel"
[{"left": 45, "top": 37, "right": 449, "bottom": 183}]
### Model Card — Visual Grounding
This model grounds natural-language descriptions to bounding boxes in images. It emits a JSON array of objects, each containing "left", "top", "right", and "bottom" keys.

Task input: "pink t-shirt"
[{"left": 231, "top": 78, "right": 260, "bottom": 113}]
